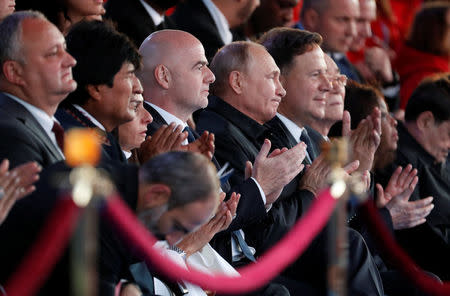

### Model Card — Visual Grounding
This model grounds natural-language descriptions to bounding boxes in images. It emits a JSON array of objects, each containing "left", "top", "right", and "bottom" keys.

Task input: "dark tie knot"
[{"left": 52, "top": 121, "right": 65, "bottom": 151}]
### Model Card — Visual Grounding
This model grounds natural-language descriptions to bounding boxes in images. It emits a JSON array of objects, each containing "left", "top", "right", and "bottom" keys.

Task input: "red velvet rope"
[
  {"left": 105, "top": 188, "right": 337, "bottom": 294},
  {"left": 360, "top": 200, "right": 450, "bottom": 295},
  {"left": 4, "top": 196, "right": 81, "bottom": 296}
]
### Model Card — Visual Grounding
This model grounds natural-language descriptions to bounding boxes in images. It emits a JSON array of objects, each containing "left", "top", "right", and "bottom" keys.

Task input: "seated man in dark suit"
[
  {"left": 105, "top": 0, "right": 179, "bottom": 47},
  {"left": 56, "top": 20, "right": 143, "bottom": 163},
  {"left": 196, "top": 40, "right": 385, "bottom": 295},
  {"left": 0, "top": 151, "right": 221, "bottom": 296},
  {"left": 386, "top": 76, "right": 450, "bottom": 280},
  {"left": 0, "top": 11, "right": 77, "bottom": 168},
  {"left": 261, "top": 28, "right": 430, "bottom": 295}
]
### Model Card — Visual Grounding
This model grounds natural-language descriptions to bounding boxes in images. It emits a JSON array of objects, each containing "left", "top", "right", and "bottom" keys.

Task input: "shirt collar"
[
  {"left": 73, "top": 104, "right": 106, "bottom": 131},
  {"left": 276, "top": 113, "right": 304, "bottom": 143},
  {"left": 122, "top": 150, "right": 132, "bottom": 159},
  {"left": 5, "top": 93, "right": 55, "bottom": 135},
  {"left": 146, "top": 102, "right": 187, "bottom": 128},
  {"left": 139, "top": 0, "right": 164, "bottom": 26},
  {"left": 202, "top": 0, "right": 233, "bottom": 45},
  {"left": 145, "top": 102, "right": 189, "bottom": 145}
]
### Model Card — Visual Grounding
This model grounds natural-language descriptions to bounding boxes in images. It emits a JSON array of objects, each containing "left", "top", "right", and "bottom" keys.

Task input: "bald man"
[{"left": 138, "top": 30, "right": 299, "bottom": 295}]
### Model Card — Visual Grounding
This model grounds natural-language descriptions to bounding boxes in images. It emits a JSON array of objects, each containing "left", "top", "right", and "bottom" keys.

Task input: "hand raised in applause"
[
  {"left": 176, "top": 192, "right": 240, "bottom": 257},
  {"left": 299, "top": 152, "right": 360, "bottom": 196},
  {"left": 0, "top": 159, "right": 41, "bottom": 225},
  {"left": 376, "top": 165, "right": 434, "bottom": 230},
  {"left": 250, "top": 139, "right": 306, "bottom": 204},
  {"left": 342, "top": 108, "right": 381, "bottom": 173},
  {"left": 138, "top": 123, "right": 187, "bottom": 162},
  {"left": 182, "top": 131, "right": 215, "bottom": 160}
]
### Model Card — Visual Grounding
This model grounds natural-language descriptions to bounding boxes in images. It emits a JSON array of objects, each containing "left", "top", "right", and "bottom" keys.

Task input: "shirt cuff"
[{"left": 250, "top": 177, "right": 271, "bottom": 212}]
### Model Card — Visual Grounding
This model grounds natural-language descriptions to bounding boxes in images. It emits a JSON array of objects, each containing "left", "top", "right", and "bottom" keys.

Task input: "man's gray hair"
[
  {"left": 0, "top": 10, "right": 47, "bottom": 66},
  {"left": 139, "top": 151, "right": 220, "bottom": 210}
]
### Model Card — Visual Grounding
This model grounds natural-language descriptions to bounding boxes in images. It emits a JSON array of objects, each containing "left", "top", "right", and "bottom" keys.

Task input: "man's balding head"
[{"left": 138, "top": 30, "right": 215, "bottom": 121}]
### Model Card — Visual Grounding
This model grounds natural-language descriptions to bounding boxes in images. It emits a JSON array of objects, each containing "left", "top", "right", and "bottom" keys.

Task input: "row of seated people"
[
  {"left": 10, "top": 0, "right": 450, "bottom": 117},
  {"left": 0, "top": 4, "right": 448, "bottom": 296}
]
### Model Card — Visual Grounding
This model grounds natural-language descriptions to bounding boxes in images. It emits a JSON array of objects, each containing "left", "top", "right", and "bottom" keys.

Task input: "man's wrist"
[{"left": 169, "top": 245, "right": 187, "bottom": 260}]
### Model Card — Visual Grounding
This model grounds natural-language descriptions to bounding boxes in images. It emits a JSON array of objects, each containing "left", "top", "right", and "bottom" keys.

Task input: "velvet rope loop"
[
  {"left": 9, "top": 188, "right": 449, "bottom": 295},
  {"left": 104, "top": 188, "right": 337, "bottom": 294},
  {"left": 4, "top": 196, "right": 81, "bottom": 296}
]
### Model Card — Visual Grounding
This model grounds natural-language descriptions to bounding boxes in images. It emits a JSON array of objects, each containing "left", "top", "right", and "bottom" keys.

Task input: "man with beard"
[
  {"left": 0, "top": 151, "right": 221, "bottom": 296},
  {"left": 105, "top": 0, "right": 179, "bottom": 47},
  {"left": 171, "top": 0, "right": 260, "bottom": 61}
]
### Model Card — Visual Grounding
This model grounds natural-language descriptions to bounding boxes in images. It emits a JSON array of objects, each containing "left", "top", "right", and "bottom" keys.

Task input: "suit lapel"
[{"left": 0, "top": 93, "right": 63, "bottom": 161}]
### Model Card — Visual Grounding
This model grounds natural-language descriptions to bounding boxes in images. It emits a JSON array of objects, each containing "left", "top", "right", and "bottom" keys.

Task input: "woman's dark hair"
[{"left": 407, "top": 3, "right": 450, "bottom": 55}]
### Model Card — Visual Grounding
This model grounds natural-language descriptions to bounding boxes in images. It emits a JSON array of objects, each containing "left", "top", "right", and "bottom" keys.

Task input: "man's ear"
[
  {"left": 3, "top": 60, "right": 25, "bottom": 86},
  {"left": 141, "top": 183, "right": 171, "bottom": 209},
  {"left": 86, "top": 84, "right": 103, "bottom": 101},
  {"left": 302, "top": 8, "right": 320, "bottom": 30},
  {"left": 229, "top": 70, "right": 244, "bottom": 95},
  {"left": 154, "top": 64, "right": 170, "bottom": 90},
  {"left": 416, "top": 111, "right": 435, "bottom": 132}
]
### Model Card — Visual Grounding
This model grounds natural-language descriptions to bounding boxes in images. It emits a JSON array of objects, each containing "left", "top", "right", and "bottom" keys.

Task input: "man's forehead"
[
  {"left": 22, "top": 18, "right": 64, "bottom": 46},
  {"left": 292, "top": 48, "right": 326, "bottom": 69},
  {"left": 326, "top": 0, "right": 360, "bottom": 16}
]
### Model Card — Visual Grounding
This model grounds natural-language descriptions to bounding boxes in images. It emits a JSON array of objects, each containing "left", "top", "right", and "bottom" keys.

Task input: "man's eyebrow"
[{"left": 192, "top": 60, "right": 208, "bottom": 68}]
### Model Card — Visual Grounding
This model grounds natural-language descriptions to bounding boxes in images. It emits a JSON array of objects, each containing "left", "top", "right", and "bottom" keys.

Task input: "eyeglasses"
[{"left": 328, "top": 74, "right": 348, "bottom": 87}]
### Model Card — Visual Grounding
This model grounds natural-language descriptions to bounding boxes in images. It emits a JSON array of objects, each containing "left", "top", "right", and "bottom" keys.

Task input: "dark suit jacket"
[
  {"left": 382, "top": 122, "right": 450, "bottom": 280},
  {"left": 0, "top": 92, "right": 64, "bottom": 168},
  {"left": 171, "top": 0, "right": 226, "bottom": 62},
  {"left": 196, "top": 97, "right": 316, "bottom": 252},
  {"left": 143, "top": 102, "right": 267, "bottom": 262},
  {"left": 104, "top": 0, "right": 176, "bottom": 47},
  {"left": 55, "top": 105, "right": 127, "bottom": 164},
  {"left": 197, "top": 101, "right": 384, "bottom": 295}
]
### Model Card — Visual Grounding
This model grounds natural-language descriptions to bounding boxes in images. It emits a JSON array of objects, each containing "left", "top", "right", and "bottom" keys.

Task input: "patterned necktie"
[
  {"left": 183, "top": 126, "right": 196, "bottom": 143},
  {"left": 300, "top": 129, "right": 314, "bottom": 164},
  {"left": 231, "top": 230, "right": 256, "bottom": 262},
  {"left": 52, "top": 121, "right": 65, "bottom": 151}
]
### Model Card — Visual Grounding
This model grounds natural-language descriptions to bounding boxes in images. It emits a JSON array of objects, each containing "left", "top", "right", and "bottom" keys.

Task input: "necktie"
[
  {"left": 52, "top": 121, "right": 65, "bottom": 151},
  {"left": 231, "top": 230, "right": 256, "bottom": 262},
  {"left": 300, "top": 129, "right": 314, "bottom": 164},
  {"left": 183, "top": 126, "right": 196, "bottom": 143},
  {"left": 129, "top": 261, "right": 154, "bottom": 295}
]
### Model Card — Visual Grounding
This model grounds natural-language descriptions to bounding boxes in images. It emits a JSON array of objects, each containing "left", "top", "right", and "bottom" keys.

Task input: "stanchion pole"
[{"left": 324, "top": 139, "right": 349, "bottom": 296}]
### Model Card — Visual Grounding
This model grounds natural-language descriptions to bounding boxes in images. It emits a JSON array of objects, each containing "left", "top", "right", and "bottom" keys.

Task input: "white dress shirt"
[{"left": 202, "top": 0, "right": 233, "bottom": 45}]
